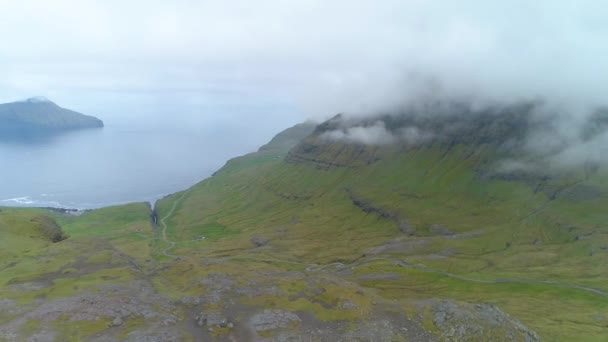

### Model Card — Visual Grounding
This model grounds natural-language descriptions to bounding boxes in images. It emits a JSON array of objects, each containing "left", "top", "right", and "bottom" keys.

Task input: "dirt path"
[{"left": 158, "top": 193, "right": 186, "bottom": 259}]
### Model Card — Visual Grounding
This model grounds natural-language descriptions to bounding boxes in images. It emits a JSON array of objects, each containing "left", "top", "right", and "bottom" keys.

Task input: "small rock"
[
  {"left": 205, "top": 312, "right": 226, "bottom": 327},
  {"left": 341, "top": 300, "right": 358, "bottom": 310},
  {"left": 429, "top": 224, "right": 453, "bottom": 236},
  {"left": 163, "top": 319, "right": 176, "bottom": 326},
  {"left": 195, "top": 313, "right": 206, "bottom": 327},
  {"left": 251, "top": 236, "right": 270, "bottom": 247},
  {"left": 111, "top": 316, "right": 123, "bottom": 327}
]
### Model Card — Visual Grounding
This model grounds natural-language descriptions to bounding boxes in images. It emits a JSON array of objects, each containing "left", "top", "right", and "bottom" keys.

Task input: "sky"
[{"left": 1, "top": 0, "right": 607, "bottom": 137}]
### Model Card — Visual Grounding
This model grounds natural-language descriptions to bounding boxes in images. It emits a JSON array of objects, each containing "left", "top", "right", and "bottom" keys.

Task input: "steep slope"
[
  {"left": 0, "top": 97, "right": 104, "bottom": 133},
  {"left": 153, "top": 103, "right": 608, "bottom": 341}
]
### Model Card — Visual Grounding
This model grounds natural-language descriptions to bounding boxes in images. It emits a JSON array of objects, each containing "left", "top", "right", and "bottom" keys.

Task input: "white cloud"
[
  {"left": 320, "top": 121, "right": 396, "bottom": 145},
  {"left": 0, "top": 0, "right": 606, "bottom": 126}
]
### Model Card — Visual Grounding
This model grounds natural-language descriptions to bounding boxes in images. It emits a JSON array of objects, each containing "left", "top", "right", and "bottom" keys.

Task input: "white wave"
[
  {"left": 0, "top": 196, "right": 67, "bottom": 208},
  {"left": 1, "top": 196, "right": 35, "bottom": 205}
]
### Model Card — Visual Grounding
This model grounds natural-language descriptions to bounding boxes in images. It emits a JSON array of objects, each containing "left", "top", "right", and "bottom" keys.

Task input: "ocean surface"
[{"left": 0, "top": 124, "right": 265, "bottom": 209}]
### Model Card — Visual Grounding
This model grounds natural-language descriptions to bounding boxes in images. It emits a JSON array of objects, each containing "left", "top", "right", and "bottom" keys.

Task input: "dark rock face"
[
  {"left": 0, "top": 97, "right": 103, "bottom": 135},
  {"left": 309, "top": 101, "right": 539, "bottom": 149},
  {"left": 347, "top": 189, "right": 415, "bottom": 235},
  {"left": 288, "top": 101, "right": 608, "bottom": 171},
  {"left": 286, "top": 102, "right": 540, "bottom": 171}
]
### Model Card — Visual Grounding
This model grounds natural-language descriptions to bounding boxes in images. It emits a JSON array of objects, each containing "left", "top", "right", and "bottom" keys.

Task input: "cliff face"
[
  {"left": 287, "top": 101, "right": 608, "bottom": 174},
  {"left": 286, "top": 102, "right": 532, "bottom": 169},
  {"left": 0, "top": 97, "right": 104, "bottom": 133}
]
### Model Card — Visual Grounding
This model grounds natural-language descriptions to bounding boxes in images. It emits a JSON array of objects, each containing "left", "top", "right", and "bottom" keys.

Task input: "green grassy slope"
[
  {"left": 0, "top": 204, "right": 157, "bottom": 340},
  {"left": 155, "top": 120, "right": 608, "bottom": 340},
  {"left": 1, "top": 116, "right": 607, "bottom": 341}
]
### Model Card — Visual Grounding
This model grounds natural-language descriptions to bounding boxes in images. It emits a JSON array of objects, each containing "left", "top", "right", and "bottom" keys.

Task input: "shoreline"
[
  {"left": 41, "top": 206, "right": 90, "bottom": 216},
  {"left": 0, "top": 189, "right": 188, "bottom": 217},
  {"left": 0, "top": 193, "right": 183, "bottom": 214}
]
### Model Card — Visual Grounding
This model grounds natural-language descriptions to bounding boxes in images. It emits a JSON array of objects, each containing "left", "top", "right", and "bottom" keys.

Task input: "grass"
[
  {"left": 0, "top": 203, "right": 155, "bottom": 339},
  {"left": 152, "top": 138, "right": 608, "bottom": 340},
  {"left": 1, "top": 123, "right": 608, "bottom": 340}
]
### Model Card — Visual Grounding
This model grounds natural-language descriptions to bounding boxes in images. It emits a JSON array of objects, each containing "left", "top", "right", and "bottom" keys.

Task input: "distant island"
[{"left": 0, "top": 97, "right": 103, "bottom": 134}]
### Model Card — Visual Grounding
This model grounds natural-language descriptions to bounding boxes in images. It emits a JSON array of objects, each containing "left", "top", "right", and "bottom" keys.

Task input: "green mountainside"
[
  {"left": 0, "top": 97, "right": 103, "bottom": 133},
  {"left": 1, "top": 105, "right": 608, "bottom": 341}
]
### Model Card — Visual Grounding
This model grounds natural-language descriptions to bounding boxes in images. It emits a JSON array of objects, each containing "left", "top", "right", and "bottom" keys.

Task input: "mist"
[
  {"left": 1, "top": 1, "right": 607, "bottom": 158},
  {"left": 2, "top": 2, "right": 606, "bottom": 112}
]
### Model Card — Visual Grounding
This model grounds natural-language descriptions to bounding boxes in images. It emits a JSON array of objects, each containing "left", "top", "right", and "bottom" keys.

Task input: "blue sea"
[{"left": 0, "top": 123, "right": 274, "bottom": 209}]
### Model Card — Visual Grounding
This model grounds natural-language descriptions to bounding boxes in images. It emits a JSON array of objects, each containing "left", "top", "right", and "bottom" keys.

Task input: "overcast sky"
[{"left": 1, "top": 1, "right": 607, "bottom": 132}]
